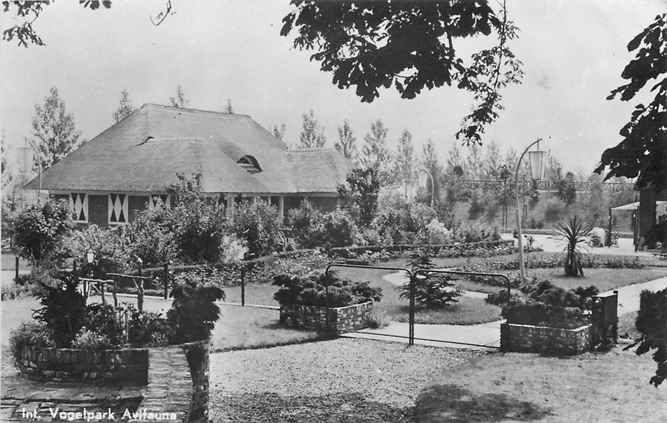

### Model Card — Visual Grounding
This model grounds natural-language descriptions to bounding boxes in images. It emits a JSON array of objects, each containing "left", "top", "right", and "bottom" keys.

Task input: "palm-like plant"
[{"left": 556, "top": 216, "right": 593, "bottom": 277}]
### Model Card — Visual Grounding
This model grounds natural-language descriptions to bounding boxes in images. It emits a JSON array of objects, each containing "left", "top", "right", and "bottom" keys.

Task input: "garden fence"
[{"left": 325, "top": 262, "right": 512, "bottom": 348}]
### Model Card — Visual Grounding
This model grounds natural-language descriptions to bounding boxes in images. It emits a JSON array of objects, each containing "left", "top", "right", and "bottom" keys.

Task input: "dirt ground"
[
  {"left": 417, "top": 348, "right": 667, "bottom": 423},
  {"left": 210, "top": 338, "right": 667, "bottom": 422}
]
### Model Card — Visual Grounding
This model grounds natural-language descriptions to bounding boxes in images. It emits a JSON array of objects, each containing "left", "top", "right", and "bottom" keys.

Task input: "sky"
[{"left": 1, "top": 0, "right": 665, "bottom": 177}]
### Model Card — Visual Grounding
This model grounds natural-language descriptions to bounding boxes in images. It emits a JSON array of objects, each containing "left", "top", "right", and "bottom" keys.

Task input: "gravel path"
[{"left": 210, "top": 338, "right": 482, "bottom": 422}]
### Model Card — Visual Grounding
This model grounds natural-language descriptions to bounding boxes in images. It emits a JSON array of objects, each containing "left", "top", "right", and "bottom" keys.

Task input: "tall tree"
[
  {"left": 223, "top": 99, "right": 233, "bottom": 114},
  {"left": 299, "top": 109, "right": 326, "bottom": 148},
  {"left": 360, "top": 120, "right": 390, "bottom": 173},
  {"left": 29, "top": 87, "right": 81, "bottom": 170},
  {"left": 1, "top": 130, "right": 11, "bottom": 189},
  {"left": 596, "top": 14, "right": 666, "bottom": 191},
  {"left": 272, "top": 124, "right": 286, "bottom": 141},
  {"left": 337, "top": 167, "right": 380, "bottom": 227},
  {"left": 394, "top": 130, "right": 415, "bottom": 198},
  {"left": 421, "top": 139, "right": 441, "bottom": 204},
  {"left": 335, "top": 120, "right": 357, "bottom": 162},
  {"left": 169, "top": 85, "right": 189, "bottom": 108},
  {"left": 113, "top": 89, "right": 135, "bottom": 123},
  {"left": 482, "top": 141, "right": 503, "bottom": 178},
  {"left": 281, "top": 0, "right": 523, "bottom": 144}
]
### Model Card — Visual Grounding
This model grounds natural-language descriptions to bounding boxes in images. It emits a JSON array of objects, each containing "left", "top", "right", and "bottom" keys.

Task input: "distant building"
[
  {"left": 637, "top": 182, "right": 667, "bottom": 249},
  {"left": 25, "top": 104, "right": 351, "bottom": 226}
]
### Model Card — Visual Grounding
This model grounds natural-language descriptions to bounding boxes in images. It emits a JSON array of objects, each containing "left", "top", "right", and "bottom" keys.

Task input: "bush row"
[
  {"left": 272, "top": 271, "right": 382, "bottom": 308},
  {"left": 486, "top": 279, "right": 598, "bottom": 329},
  {"left": 9, "top": 271, "right": 224, "bottom": 362}
]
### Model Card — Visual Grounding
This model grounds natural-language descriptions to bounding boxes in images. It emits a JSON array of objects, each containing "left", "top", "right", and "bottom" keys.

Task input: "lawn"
[
  {"left": 0, "top": 295, "right": 322, "bottom": 367},
  {"left": 218, "top": 263, "right": 667, "bottom": 325},
  {"left": 210, "top": 338, "right": 667, "bottom": 422},
  {"left": 382, "top": 250, "right": 665, "bottom": 273},
  {"left": 526, "top": 267, "right": 667, "bottom": 292}
]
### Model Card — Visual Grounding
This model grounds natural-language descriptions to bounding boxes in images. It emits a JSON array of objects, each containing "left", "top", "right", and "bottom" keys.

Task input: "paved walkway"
[
  {"left": 343, "top": 320, "right": 501, "bottom": 351},
  {"left": 500, "top": 233, "right": 652, "bottom": 257},
  {"left": 603, "top": 276, "right": 667, "bottom": 315},
  {"left": 349, "top": 273, "right": 667, "bottom": 351}
]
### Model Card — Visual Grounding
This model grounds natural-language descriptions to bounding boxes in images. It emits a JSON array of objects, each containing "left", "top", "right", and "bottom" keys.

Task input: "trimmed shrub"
[
  {"left": 287, "top": 201, "right": 323, "bottom": 248},
  {"left": 171, "top": 191, "right": 227, "bottom": 263},
  {"left": 273, "top": 271, "right": 382, "bottom": 308},
  {"left": 231, "top": 199, "right": 283, "bottom": 257},
  {"left": 13, "top": 200, "right": 72, "bottom": 263},
  {"left": 32, "top": 273, "right": 86, "bottom": 347},
  {"left": 419, "top": 218, "right": 452, "bottom": 244},
  {"left": 367, "top": 310, "right": 390, "bottom": 329},
  {"left": 452, "top": 222, "right": 500, "bottom": 243},
  {"left": 60, "top": 225, "right": 129, "bottom": 277},
  {"left": 372, "top": 203, "right": 438, "bottom": 245},
  {"left": 167, "top": 275, "right": 225, "bottom": 343},
  {"left": 589, "top": 227, "right": 605, "bottom": 247},
  {"left": 124, "top": 206, "right": 179, "bottom": 267},
  {"left": 9, "top": 322, "right": 54, "bottom": 365},
  {"left": 485, "top": 289, "right": 523, "bottom": 306},
  {"left": 219, "top": 233, "right": 248, "bottom": 264},
  {"left": 82, "top": 303, "right": 129, "bottom": 345},
  {"left": 71, "top": 328, "right": 114, "bottom": 351},
  {"left": 128, "top": 307, "right": 173, "bottom": 347},
  {"left": 398, "top": 272, "right": 462, "bottom": 308},
  {"left": 520, "top": 279, "right": 598, "bottom": 310},
  {"left": 397, "top": 253, "right": 462, "bottom": 308},
  {"left": 502, "top": 302, "right": 589, "bottom": 329},
  {"left": 354, "top": 227, "right": 383, "bottom": 246},
  {"left": 319, "top": 210, "right": 357, "bottom": 248}
]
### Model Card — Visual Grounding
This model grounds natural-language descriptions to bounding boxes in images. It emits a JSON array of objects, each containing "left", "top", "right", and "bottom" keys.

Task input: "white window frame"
[
  {"left": 69, "top": 193, "right": 88, "bottom": 223},
  {"left": 108, "top": 193, "right": 129, "bottom": 225},
  {"left": 149, "top": 194, "right": 171, "bottom": 210}
]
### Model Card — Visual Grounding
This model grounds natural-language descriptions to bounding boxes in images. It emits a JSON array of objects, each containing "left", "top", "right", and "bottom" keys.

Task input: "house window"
[
  {"left": 149, "top": 194, "right": 170, "bottom": 209},
  {"left": 108, "top": 193, "right": 128, "bottom": 224},
  {"left": 69, "top": 193, "right": 88, "bottom": 222}
]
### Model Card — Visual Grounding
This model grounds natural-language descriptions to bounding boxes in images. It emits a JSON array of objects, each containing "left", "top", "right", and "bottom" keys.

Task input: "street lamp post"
[{"left": 515, "top": 138, "right": 546, "bottom": 282}]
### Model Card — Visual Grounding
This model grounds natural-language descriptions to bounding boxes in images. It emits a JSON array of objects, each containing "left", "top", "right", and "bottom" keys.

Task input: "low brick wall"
[
  {"left": 15, "top": 340, "right": 210, "bottom": 423},
  {"left": 279, "top": 301, "right": 374, "bottom": 335},
  {"left": 500, "top": 322, "right": 592, "bottom": 355},
  {"left": 141, "top": 340, "right": 210, "bottom": 423},
  {"left": 15, "top": 345, "right": 148, "bottom": 385}
]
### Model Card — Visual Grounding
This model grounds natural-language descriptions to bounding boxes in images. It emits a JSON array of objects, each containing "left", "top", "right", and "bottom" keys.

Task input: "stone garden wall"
[
  {"left": 15, "top": 340, "right": 210, "bottom": 423},
  {"left": 279, "top": 301, "right": 374, "bottom": 335},
  {"left": 500, "top": 322, "right": 592, "bottom": 355},
  {"left": 15, "top": 345, "right": 149, "bottom": 384}
]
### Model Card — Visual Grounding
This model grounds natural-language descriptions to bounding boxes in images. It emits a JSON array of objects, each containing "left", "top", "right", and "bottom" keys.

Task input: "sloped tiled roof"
[{"left": 25, "top": 104, "right": 351, "bottom": 194}]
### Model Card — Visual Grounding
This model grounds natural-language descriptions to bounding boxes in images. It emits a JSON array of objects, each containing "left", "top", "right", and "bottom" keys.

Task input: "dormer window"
[{"left": 237, "top": 155, "right": 261, "bottom": 174}]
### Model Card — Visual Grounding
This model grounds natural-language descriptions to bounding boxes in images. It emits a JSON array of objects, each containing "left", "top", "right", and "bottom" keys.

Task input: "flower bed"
[
  {"left": 500, "top": 322, "right": 592, "bottom": 355},
  {"left": 329, "top": 239, "right": 516, "bottom": 263},
  {"left": 279, "top": 301, "right": 374, "bottom": 334},
  {"left": 273, "top": 271, "right": 382, "bottom": 334}
]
